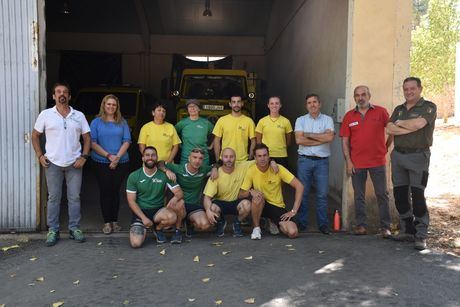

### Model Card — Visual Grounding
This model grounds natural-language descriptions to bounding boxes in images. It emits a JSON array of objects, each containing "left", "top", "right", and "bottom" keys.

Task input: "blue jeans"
[
  {"left": 45, "top": 162, "right": 83, "bottom": 232},
  {"left": 297, "top": 156, "right": 329, "bottom": 229}
]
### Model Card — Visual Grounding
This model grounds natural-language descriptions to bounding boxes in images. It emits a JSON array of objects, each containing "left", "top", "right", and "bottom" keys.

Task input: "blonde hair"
[{"left": 98, "top": 94, "right": 123, "bottom": 124}]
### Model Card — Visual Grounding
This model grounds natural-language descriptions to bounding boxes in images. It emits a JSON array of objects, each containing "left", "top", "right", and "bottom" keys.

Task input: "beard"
[{"left": 144, "top": 160, "right": 157, "bottom": 169}]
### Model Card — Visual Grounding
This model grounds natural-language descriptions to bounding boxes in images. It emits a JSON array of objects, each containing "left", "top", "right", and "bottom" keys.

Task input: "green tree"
[{"left": 410, "top": 0, "right": 460, "bottom": 95}]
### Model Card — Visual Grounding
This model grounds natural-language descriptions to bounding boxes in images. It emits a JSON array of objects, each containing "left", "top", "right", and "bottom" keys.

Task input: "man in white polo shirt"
[
  {"left": 294, "top": 93, "right": 334, "bottom": 234},
  {"left": 32, "top": 82, "right": 91, "bottom": 246}
]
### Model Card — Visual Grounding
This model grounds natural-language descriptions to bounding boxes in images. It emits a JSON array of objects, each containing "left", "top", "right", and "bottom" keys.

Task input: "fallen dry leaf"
[
  {"left": 188, "top": 298, "right": 196, "bottom": 302},
  {"left": 28, "top": 283, "right": 35, "bottom": 286},
  {"left": 193, "top": 256, "right": 200, "bottom": 262},
  {"left": 1, "top": 244, "right": 20, "bottom": 252},
  {"left": 201, "top": 277, "right": 211, "bottom": 283},
  {"left": 52, "top": 301, "right": 64, "bottom": 307},
  {"left": 160, "top": 249, "right": 166, "bottom": 256},
  {"left": 288, "top": 248, "right": 296, "bottom": 251},
  {"left": 212, "top": 242, "right": 223, "bottom": 246},
  {"left": 9, "top": 273, "right": 16, "bottom": 278},
  {"left": 97, "top": 242, "right": 103, "bottom": 246},
  {"left": 36, "top": 276, "right": 45, "bottom": 282},
  {"left": 222, "top": 251, "right": 230, "bottom": 255},
  {"left": 50, "top": 290, "right": 56, "bottom": 293},
  {"left": 244, "top": 298, "right": 256, "bottom": 304},
  {"left": 157, "top": 270, "right": 164, "bottom": 273},
  {"left": 117, "top": 258, "right": 125, "bottom": 261},
  {"left": 123, "top": 300, "right": 129, "bottom": 305},
  {"left": 244, "top": 256, "right": 253, "bottom": 260},
  {"left": 285, "top": 244, "right": 293, "bottom": 247},
  {"left": 215, "top": 299, "right": 223, "bottom": 305},
  {"left": 112, "top": 275, "right": 118, "bottom": 279},
  {"left": 29, "top": 257, "right": 38, "bottom": 261},
  {"left": 0, "top": 304, "right": 5, "bottom": 307},
  {"left": 207, "top": 263, "right": 215, "bottom": 267},
  {"left": 73, "top": 280, "right": 80, "bottom": 285},
  {"left": 318, "top": 250, "right": 325, "bottom": 254}
]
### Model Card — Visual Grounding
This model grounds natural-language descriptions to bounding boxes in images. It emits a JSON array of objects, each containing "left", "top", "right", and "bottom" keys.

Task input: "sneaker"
[
  {"left": 232, "top": 220, "right": 244, "bottom": 237},
  {"left": 45, "top": 230, "right": 60, "bottom": 246},
  {"left": 170, "top": 229, "right": 182, "bottom": 244},
  {"left": 154, "top": 229, "right": 168, "bottom": 244},
  {"left": 392, "top": 232, "right": 415, "bottom": 242},
  {"left": 414, "top": 237, "right": 427, "bottom": 250},
  {"left": 380, "top": 228, "right": 392, "bottom": 239},
  {"left": 216, "top": 219, "right": 227, "bottom": 237},
  {"left": 319, "top": 225, "right": 331, "bottom": 235},
  {"left": 102, "top": 223, "right": 112, "bottom": 235},
  {"left": 251, "top": 227, "right": 262, "bottom": 240},
  {"left": 112, "top": 222, "right": 122, "bottom": 232},
  {"left": 267, "top": 219, "right": 280, "bottom": 235},
  {"left": 69, "top": 229, "right": 86, "bottom": 243},
  {"left": 184, "top": 220, "right": 194, "bottom": 238}
]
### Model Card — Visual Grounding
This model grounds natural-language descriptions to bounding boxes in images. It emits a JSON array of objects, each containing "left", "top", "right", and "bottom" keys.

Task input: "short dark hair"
[
  {"left": 151, "top": 102, "right": 167, "bottom": 112},
  {"left": 403, "top": 77, "right": 422, "bottom": 88},
  {"left": 253, "top": 143, "right": 269, "bottom": 156},
  {"left": 52, "top": 82, "right": 71, "bottom": 95},
  {"left": 268, "top": 96, "right": 282, "bottom": 102},
  {"left": 190, "top": 147, "right": 205, "bottom": 156},
  {"left": 305, "top": 93, "right": 320, "bottom": 102},
  {"left": 143, "top": 146, "right": 157, "bottom": 155}
]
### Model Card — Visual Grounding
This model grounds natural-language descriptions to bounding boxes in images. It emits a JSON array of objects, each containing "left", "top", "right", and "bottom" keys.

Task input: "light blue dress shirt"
[{"left": 294, "top": 113, "right": 334, "bottom": 157}]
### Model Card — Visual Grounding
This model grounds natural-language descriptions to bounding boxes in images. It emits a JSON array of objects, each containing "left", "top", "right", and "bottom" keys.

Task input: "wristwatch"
[{"left": 80, "top": 154, "right": 90, "bottom": 160}]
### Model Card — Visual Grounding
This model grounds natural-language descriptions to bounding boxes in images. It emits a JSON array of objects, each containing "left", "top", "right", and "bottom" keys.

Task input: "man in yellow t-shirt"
[
  {"left": 203, "top": 148, "right": 253, "bottom": 237},
  {"left": 212, "top": 96, "right": 256, "bottom": 162},
  {"left": 239, "top": 144, "right": 304, "bottom": 240},
  {"left": 138, "top": 103, "right": 181, "bottom": 162},
  {"left": 255, "top": 96, "right": 293, "bottom": 167}
]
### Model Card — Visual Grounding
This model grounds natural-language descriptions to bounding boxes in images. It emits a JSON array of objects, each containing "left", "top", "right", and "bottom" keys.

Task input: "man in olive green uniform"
[{"left": 386, "top": 77, "right": 436, "bottom": 250}]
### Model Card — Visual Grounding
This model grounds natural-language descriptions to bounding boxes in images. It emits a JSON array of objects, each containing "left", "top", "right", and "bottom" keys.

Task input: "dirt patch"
[{"left": 425, "top": 123, "right": 460, "bottom": 256}]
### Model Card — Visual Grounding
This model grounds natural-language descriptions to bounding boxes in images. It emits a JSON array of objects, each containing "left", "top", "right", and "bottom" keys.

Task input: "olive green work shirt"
[{"left": 389, "top": 98, "right": 437, "bottom": 149}]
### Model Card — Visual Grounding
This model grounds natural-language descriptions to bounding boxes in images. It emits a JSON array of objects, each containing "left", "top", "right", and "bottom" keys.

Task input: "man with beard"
[
  {"left": 32, "top": 82, "right": 91, "bottom": 246},
  {"left": 340, "top": 85, "right": 392, "bottom": 238},
  {"left": 158, "top": 148, "right": 218, "bottom": 238},
  {"left": 239, "top": 144, "right": 304, "bottom": 240},
  {"left": 126, "top": 146, "right": 185, "bottom": 247},
  {"left": 213, "top": 95, "right": 256, "bottom": 162},
  {"left": 203, "top": 148, "right": 253, "bottom": 237}
]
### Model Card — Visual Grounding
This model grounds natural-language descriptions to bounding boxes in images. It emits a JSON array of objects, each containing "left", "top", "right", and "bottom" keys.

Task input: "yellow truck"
[{"left": 171, "top": 68, "right": 256, "bottom": 123}]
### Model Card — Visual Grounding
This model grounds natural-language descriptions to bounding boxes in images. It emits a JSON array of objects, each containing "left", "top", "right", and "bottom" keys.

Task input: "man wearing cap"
[
  {"left": 213, "top": 95, "right": 256, "bottom": 162},
  {"left": 175, "top": 99, "right": 214, "bottom": 165},
  {"left": 294, "top": 93, "right": 334, "bottom": 234},
  {"left": 340, "top": 85, "right": 392, "bottom": 238},
  {"left": 386, "top": 77, "right": 436, "bottom": 250}
]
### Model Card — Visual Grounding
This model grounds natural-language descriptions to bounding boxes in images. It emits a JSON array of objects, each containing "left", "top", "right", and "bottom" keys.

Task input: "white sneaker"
[
  {"left": 251, "top": 227, "right": 262, "bottom": 240},
  {"left": 267, "top": 219, "right": 279, "bottom": 235}
]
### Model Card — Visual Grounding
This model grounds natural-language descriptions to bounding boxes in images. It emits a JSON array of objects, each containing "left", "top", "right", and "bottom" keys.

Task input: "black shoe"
[
  {"left": 184, "top": 220, "right": 194, "bottom": 238},
  {"left": 170, "top": 229, "right": 182, "bottom": 244},
  {"left": 319, "top": 225, "right": 331, "bottom": 235},
  {"left": 216, "top": 219, "right": 227, "bottom": 237}
]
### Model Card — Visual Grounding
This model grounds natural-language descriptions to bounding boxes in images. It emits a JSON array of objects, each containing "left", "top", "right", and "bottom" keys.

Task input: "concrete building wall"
[
  {"left": 265, "top": 0, "right": 349, "bottom": 198},
  {"left": 46, "top": 33, "right": 266, "bottom": 98}
]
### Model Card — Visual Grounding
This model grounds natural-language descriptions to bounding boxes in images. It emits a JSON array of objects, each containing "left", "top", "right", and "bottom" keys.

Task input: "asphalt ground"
[{"left": 1, "top": 231, "right": 459, "bottom": 306}]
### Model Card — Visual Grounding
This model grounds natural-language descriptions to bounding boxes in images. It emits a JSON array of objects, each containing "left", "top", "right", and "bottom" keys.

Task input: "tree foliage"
[{"left": 410, "top": 0, "right": 460, "bottom": 95}]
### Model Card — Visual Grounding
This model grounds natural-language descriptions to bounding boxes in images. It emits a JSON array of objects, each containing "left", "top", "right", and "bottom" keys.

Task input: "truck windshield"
[
  {"left": 182, "top": 75, "right": 247, "bottom": 100},
  {"left": 73, "top": 92, "right": 138, "bottom": 117}
]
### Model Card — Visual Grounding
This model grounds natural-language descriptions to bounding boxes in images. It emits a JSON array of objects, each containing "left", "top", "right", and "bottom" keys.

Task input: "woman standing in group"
[
  {"left": 138, "top": 102, "right": 181, "bottom": 162},
  {"left": 90, "top": 94, "right": 131, "bottom": 234},
  {"left": 175, "top": 99, "right": 214, "bottom": 165},
  {"left": 255, "top": 96, "right": 293, "bottom": 167}
]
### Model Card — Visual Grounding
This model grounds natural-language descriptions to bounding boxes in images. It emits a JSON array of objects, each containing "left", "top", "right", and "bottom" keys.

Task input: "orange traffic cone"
[{"left": 333, "top": 210, "right": 341, "bottom": 232}]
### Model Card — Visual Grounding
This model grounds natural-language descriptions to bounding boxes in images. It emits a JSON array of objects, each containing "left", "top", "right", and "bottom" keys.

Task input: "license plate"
[{"left": 202, "top": 104, "right": 224, "bottom": 111}]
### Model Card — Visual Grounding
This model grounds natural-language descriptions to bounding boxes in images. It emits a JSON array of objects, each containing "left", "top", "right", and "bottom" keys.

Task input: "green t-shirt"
[
  {"left": 126, "top": 167, "right": 178, "bottom": 210},
  {"left": 167, "top": 163, "right": 212, "bottom": 204},
  {"left": 175, "top": 117, "right": 214, "bottom": 165}
]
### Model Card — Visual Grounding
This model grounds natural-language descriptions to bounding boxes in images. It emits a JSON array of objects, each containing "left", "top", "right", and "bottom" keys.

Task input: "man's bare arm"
[
  {"left": 255, "top": 132, "right": 262, "bottom": 144},
  {"left": 248, "top": 137, "right": 256, "bottom": 160},
  {"left": 213, "top": 136, "right": 222, "bottom": 161}
]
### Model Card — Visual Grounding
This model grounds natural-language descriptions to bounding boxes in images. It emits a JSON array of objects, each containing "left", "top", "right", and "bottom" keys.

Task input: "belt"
[
  {"left": 299, "top": 155, "right": 328, "bottom": 160},
  {"left": 394, "top": 147, "right": 429, "bottom": 154}
]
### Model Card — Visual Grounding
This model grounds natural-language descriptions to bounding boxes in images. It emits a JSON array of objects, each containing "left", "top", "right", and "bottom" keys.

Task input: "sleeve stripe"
[{"left": 126, "top": 190, "right": 137, "bottom": 194}]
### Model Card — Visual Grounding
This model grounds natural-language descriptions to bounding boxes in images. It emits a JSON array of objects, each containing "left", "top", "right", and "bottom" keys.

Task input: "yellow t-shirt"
[
  {"left": 138, "top": 121, "right": 181, "bottom": 161},
  {"left": 203, "top": 161, "right": 254, "bottom": 201},
  {"left": 241, "top": 164, "right": 294, "bottom": 208},
  {"left": 212, "top": 114, "right": 255, "bottom": 162},
  {"left": 255, "top": 115, "right": 293, "bottom": 157}
]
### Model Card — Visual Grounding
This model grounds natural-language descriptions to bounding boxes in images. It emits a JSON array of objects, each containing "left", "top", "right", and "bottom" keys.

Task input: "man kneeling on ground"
[
  {"left": 239, "top": 144, "right": 304, "bottom": 239},
  {"left": 126, "top": 146, "right": 185, "bottom": 247}
]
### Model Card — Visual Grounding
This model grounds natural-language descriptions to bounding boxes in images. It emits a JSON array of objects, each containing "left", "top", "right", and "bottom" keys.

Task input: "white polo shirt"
[{"left": 34, "top": 106, "right": 90, "bottom": 167}]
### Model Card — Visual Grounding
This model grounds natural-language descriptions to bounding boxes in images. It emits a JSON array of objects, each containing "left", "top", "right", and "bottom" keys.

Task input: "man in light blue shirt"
[{"left": 294, "top": 93, "right": 334, "bottom": 234}]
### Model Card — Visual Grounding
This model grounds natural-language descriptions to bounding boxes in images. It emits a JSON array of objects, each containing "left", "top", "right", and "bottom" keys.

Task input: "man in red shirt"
[{"left": 340, "top": 85, "right": 392, "bottom": 237}]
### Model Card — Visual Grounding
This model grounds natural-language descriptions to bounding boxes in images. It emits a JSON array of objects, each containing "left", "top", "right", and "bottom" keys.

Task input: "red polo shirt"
[{"left": 339, "top": 104, "right": 389, "bottom": 168}]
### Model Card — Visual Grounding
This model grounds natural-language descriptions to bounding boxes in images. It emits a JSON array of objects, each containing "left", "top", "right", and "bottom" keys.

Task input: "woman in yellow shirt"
[
  {"left": 255, "top": 96, "right": 293, "bottom": 167},
  {"left": 138, "top": 102, "right": 181, "bottom": 162}
]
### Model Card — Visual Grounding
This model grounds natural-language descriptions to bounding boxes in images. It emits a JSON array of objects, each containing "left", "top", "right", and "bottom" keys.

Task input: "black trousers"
[{"left": 93, "top": 161, "right": 129, "bottom": 223}]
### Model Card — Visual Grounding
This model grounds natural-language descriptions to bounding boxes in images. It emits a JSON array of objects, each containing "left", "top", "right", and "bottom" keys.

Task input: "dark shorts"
[
  {"left": 213, "top": 199, "right": 247, "bottom": 216},
  {"left": 262, "top": 202, "right": 288, "bottom": 225},
  {"left": 131, "top": 207, "right": 163, "bottom": 227},
  {"left": 271, "top": 157, "right": 289, "bottom": 169},
  {"left": 185, "top": 203, "right": 204, "bottom": 218}
]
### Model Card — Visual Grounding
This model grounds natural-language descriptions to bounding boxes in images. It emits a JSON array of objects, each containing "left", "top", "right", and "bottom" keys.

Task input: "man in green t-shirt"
[
  {"left": 159, "top": 148, "right": 217, "bottom": 238},
  {"left": 175, "top": 99, "right": 214, "bottom": 165},
  {"left": 126, "top": 146, "right": 185, "bottom": 247}
]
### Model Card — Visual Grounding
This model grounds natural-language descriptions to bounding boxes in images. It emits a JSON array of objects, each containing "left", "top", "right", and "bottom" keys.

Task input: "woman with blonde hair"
[{"left": 90, "top": 94, "right": 131, "bottom": 234}]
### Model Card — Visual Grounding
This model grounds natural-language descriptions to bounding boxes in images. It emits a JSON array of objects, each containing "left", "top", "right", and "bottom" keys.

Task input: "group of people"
[{"left": 32, "top": 76, "right": 435, "bottom": 251}]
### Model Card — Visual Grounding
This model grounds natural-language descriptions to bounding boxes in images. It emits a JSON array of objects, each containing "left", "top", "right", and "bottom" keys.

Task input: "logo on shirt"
[
  {"left": 152, "top": 178, "right": 163, "bottom": 183},
  {"left": 197, "top": 125, "right": 204, "bottom": 129},
  {"left": 162, "top": 133, "right": 169, "bottom": 137},
  {"left": 349, "top": 121, "right": 359, "bottom": 127},
  {"left": 237, "top": 125, "right": 246, "bottom": 131},
  {"left": 139, "top": 179, "right": 146, "bottom": 183}
]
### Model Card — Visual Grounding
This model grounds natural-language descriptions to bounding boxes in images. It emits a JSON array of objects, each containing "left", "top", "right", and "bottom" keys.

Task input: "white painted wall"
[{"left": 264, "top": 0, "right": 349, "bottom": 196}]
